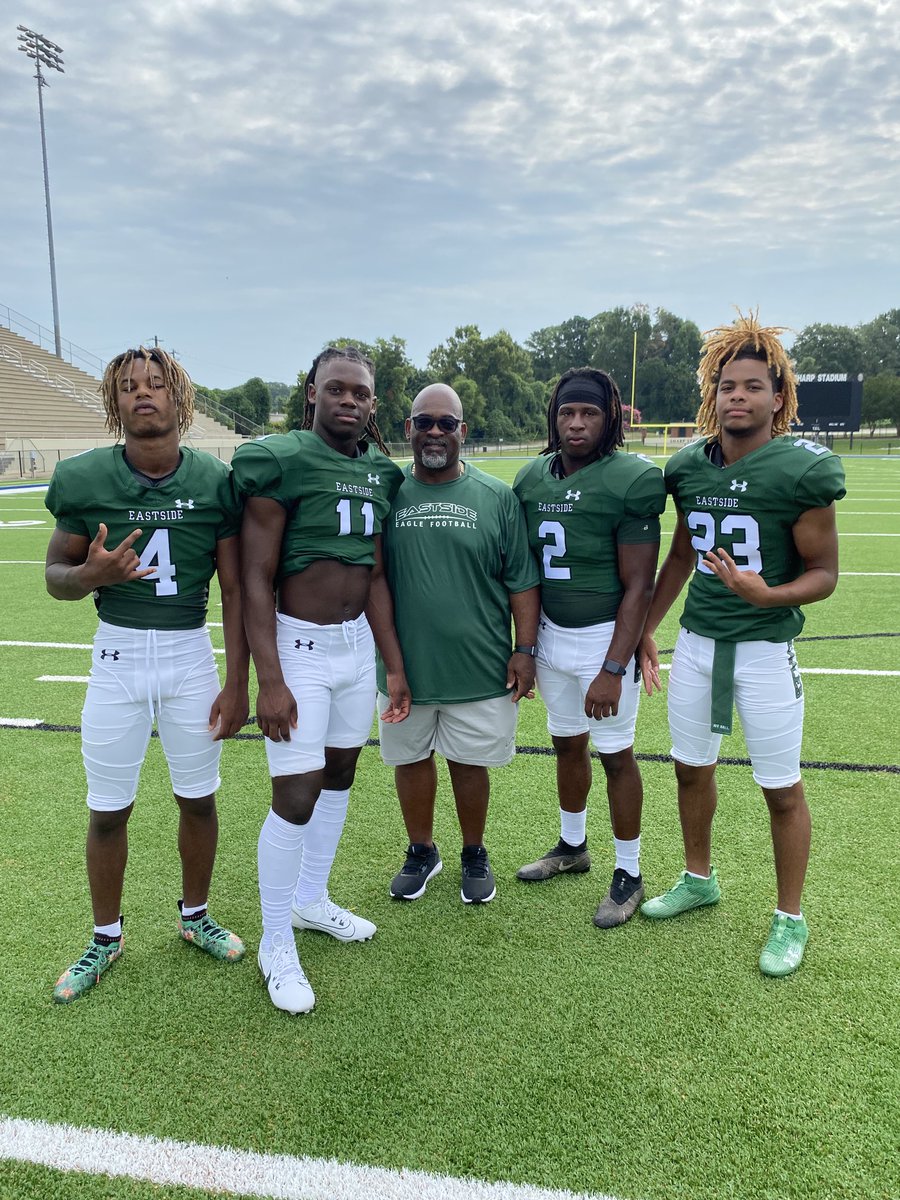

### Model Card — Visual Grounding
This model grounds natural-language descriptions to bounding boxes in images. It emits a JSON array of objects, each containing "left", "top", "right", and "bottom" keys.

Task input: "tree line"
[{"left": 198, "top": 306, "right": 900, "bottom": 442}]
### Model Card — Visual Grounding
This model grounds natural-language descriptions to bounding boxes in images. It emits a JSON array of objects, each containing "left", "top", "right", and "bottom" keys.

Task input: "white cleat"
[
  {"left": 291, "top": 891, "right": 377, "bottom": 943},
  {"left": 258, "top": 933, "right": 315, "bottom": 1014}
]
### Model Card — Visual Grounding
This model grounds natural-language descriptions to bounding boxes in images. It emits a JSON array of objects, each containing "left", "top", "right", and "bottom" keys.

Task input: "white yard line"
[{"left": 0, "top": 1116, "right": 621, "bottom": 1200}]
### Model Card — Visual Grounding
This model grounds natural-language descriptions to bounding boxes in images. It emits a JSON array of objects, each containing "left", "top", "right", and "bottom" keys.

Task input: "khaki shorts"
[{"left": 377, "top": 693, "right": 518, "bottom": 767}]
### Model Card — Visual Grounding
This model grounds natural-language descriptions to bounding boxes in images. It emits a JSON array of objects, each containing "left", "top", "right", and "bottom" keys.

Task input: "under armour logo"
[
  {"left": 174, "top": 499, "right": 195, "bottom": 509},
  {"left": 100, "top": 649, "right": 120, "bottom": 661},
  {"left": 367, "top": 473, "right": 380, "bottom": 485},
  {"left": 539, "top": 619, "right": 547, "bottom": 630},
  {"left": 565, "top": 489, "right": 581, "bottom": 501},
  {"left": 294, "top": 639, "right": 315, "bottom": 651},
  {"left": 729, "top": 479, "right": 748, "bottom": 493}
]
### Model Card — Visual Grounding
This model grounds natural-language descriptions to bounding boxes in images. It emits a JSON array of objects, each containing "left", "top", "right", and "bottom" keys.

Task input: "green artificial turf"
[{"left": 0, "top": 458, "right": 898, "bottom": 1200}]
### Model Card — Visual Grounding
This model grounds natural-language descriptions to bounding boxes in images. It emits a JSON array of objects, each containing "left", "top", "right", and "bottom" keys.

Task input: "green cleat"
[
  {"left": 640, "top": 868, "right": 721, "bottom": 919},
  {"left": 178, "top": 902, "right": 245, "bottom": 962},
  {"left": 53, "top": 925, "right": 123, "bottom": 1004},
  {"left": 759, "top": 913, "right": 809, "bottom": 978}
]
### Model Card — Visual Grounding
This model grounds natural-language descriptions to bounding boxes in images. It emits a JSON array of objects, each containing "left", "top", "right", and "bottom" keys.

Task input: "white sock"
[
  {"left": 258, "top": 808, "right": 306, "bottom": 948},
  {"left": 294, "top": 789, "right": 350, "bottom": 909},
  {"left": 775, "top": 908, "right": 803, "bottom": 921},
  {"left": 686, "top": 869, "right": 710, "bottom": 880},
  {"left": 94, "top": 920, "right": 121, "bottom": 938},
  {"left": 614, "top": 835, "right": 641, "bottom": 877},
  {"left": 560, "top": 807, "right": 587, "bottom": 848},
  {"left": 180, "top": 901, "right": 206, "bottom": 918}
]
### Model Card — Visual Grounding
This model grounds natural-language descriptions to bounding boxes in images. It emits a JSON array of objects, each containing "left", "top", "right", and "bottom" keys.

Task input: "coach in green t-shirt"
[{"left": 377, "top": 384, "right": 540, "bottom": 905}]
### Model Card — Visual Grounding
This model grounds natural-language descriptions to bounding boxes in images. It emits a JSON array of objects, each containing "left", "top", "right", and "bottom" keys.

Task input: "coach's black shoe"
[
  {"left": 593, "top": 868, "right": 644, "bottom": 928},
  {"left": 390, "top": 843, "right": 442, "bottom": 900},
  {"left": 461, "top": 844, "right": 496, "bottom": 904}
]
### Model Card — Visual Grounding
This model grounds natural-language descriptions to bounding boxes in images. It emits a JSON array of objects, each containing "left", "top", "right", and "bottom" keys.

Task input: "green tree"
[
  {"left": 791, "top": 324, "right": 866, "bottom": 375},
  {"left": 862, "top": 374, "right": 900, "bottom": 435},
  {"left": 242, "top": 377, "right": 271, "bottom": 426},
  {"left": 525, "top": 316, "right": 592, "bottom": 381},
  {"left": 859, "top": 310, "right": 900, "bottom": 376}
]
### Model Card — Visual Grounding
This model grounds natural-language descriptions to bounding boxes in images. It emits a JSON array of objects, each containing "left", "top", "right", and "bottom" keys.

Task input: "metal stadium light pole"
[{"left": 17, "top": 25, "right": 65, "bottom": 359}]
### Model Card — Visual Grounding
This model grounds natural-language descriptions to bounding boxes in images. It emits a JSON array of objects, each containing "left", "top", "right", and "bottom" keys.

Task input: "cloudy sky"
[{"left": 4, "top": 0, "right": 899, "bottom": 389}]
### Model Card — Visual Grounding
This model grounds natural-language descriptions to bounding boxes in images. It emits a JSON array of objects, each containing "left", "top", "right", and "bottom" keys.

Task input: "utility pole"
[{"left": 17, "top": 26, "right": 65, "bottom": 359}]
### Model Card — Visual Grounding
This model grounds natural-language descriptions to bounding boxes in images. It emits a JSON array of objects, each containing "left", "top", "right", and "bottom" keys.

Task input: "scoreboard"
[{"left": 795, "top": 373, "right": 862, "bottom": 432}]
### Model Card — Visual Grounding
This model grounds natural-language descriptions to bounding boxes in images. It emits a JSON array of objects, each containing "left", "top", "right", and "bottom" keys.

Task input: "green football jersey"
[
  {"left": 45, "top": 445, "right": 242, "bottom": 630},
  {"left": 514, "top": 452, "right": 665, "bottom": 627},
  {"left": 231, "top": 430, "right": 403, "bottom": 581},
  {"left": 377, "top": 464, "right": 540, "bottom": 704},
  {"left": 667, "top": 436, "right": 847, "bottom": 642}
]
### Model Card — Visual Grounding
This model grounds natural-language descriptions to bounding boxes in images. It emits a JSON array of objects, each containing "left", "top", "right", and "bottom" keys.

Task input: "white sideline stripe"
[
  {"left": 0, "top": 1117, "right": 622, "bottom": 1200},
  {"left": 0, "top": 717, "right": 42, "bottom": 727},
  {"left": 37, "top": 675, "right": 89, "bottom": 682},
  {"left": 655, "top": 665, "right": 900, "bottom": 676},
  {"left": 0, "top": 560, "right": 44, "bottom": 564},
  {"left": 0, "top": 640, "right": 225, "bottom": 655},
  {"left": 842, "top": 571, "right": 900, "bottom": 576},
  {"left": 839, "top": 532, "right": 900, "bottom": 536}
]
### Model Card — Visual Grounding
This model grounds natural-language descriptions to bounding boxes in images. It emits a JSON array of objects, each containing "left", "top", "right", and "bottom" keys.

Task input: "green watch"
[{"left": 514, "top": 644, "right": 536, "bottom": 657}]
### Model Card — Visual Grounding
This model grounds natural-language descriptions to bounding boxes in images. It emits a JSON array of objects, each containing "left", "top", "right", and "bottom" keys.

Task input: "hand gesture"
[
  {"left": 704, "top": 547, "right": 771, "bottom": 607},
  {"left": 506, "top": 651, "right": 536, "bottom": 702},
  {"left": 84, "top": 524, "right": 156, "bottom": 587}
]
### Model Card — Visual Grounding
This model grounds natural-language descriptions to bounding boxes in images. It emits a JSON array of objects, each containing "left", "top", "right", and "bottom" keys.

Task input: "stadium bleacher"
[{"left": 0, "top": 323, "right": 242, "bottom": 477}]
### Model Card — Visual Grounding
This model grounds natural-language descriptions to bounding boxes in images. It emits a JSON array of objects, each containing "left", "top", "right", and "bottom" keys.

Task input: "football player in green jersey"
[
  {"left": 233, "top": 346, "right": 410, "bottom": 1014},
  {"left": 378, "top": 384, "right": 540, "bottom": 905},
  {"left": 639, "top": 313, "right": 846, "bottom": 977},
  {"left": 45, "top": 347, "right": 249, "bottom": 1004},
  {"left": 513, "top": 369, "right": 666, "bottom": 926}
]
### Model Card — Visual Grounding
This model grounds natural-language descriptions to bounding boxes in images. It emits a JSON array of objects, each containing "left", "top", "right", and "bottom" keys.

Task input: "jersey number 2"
[
  {"left": 139, "top": 529, "right": 178, "bottom": 596},
  {"left": 538, "top": 520, "right": 571, "bottom": 580}
]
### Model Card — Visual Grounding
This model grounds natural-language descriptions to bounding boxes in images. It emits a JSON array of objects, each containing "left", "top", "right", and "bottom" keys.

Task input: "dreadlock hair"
[
  {"left": 696, "top": 310, "right": 798, "bottom": 440},
  {"left": 542, "top": 367, "right": 624, "bottom": 458},
  {"left": 300, "top": 344, "right": 390, "bottom": 454},
  {"left": 100, "top": 346, "right": 195, "bottom": 440}
]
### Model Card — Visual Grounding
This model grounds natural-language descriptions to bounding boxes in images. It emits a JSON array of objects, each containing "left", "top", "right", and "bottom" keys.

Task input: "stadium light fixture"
[{"left": 17, "top": 25, "right": 65, "bottom": 359}]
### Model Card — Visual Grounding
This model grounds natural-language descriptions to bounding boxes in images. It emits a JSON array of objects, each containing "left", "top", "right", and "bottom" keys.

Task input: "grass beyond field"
[{"left": 0, "top": 455, "right": 898, "bottom": 1200}]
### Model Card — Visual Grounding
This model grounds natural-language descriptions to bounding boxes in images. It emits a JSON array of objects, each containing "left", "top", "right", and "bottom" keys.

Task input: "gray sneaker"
[
  {"left": 593, "top": 868, "right": 644, "bottom": 928},
  {"left": 516, "top": 839, "right": 591, "bottom": 881}
]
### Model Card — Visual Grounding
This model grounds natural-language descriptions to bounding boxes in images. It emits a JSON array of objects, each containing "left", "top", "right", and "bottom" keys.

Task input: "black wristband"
[
  {"left": 514, "top": 644, "right": 536, "bottom": 657},
  {"left": 601, "top": 657, "right": 627, "bottom": 677}
]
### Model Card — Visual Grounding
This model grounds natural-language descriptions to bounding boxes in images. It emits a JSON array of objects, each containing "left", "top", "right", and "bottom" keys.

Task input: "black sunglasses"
[{"left": 411, "top": 414, "right": 461, "bottom": 432}]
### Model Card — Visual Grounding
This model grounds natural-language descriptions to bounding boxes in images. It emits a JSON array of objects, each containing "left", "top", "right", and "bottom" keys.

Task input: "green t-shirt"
[
  {"left": 514, "top": 451, "right": 665, "bottom": 627},
  {"left": 378, "top": 464, "right": 540, "bottom": 704},
  {"left": 45, "top": 445, "right": 242, "bottom": 630},
  {"left": 231, "top": 430, "right": 403, "bottom": 581},
  {"left": 668, "top": 436, "right": 847, "bottom": 642}
]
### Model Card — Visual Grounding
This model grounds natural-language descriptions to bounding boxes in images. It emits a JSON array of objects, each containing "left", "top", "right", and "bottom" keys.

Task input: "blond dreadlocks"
[
  {"left": 696, "top": 310, "right": 798, "bottom": 440},
  {"left": 100, "top": 347, "right": 195, "bottom": 440},
  {"left": 300, "top": 344, "right": 390, "bottom": 454}
]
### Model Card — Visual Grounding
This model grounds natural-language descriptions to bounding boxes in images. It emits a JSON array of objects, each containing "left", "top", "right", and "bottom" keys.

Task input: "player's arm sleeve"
[
  {"left": 44, "top": 468, "right": 89, "bottom": 537},
  {"left": 215, "top": 468, "right": 244, "bottom": 540},
  {"left": 501, "top": 490, "right": 540, "bottom": 591},
  {"left": 229, "top": 440, "right": 289, "bottom": 504},
  {"left": 512, "top": 460, "right": 531, "bottom": 498},
  {"left": 794, "top": 454, "right": 847, "bottom": 509},
  {"left": 618, "top": 466, "right": 666, "bottom": 544}
]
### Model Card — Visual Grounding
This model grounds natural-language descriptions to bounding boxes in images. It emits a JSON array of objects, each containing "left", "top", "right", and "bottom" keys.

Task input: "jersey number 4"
[
  {"left": 139, "top": 528, "right": 178, "bottom": 596},
  {"left": 686, "top": 512, "right": 762, "bottom": 575}
]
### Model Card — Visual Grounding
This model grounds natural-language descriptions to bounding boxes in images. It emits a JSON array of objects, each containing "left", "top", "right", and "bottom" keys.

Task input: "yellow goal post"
[{"left": 627, "top": 423, "right": 698, "bottom": 456}]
